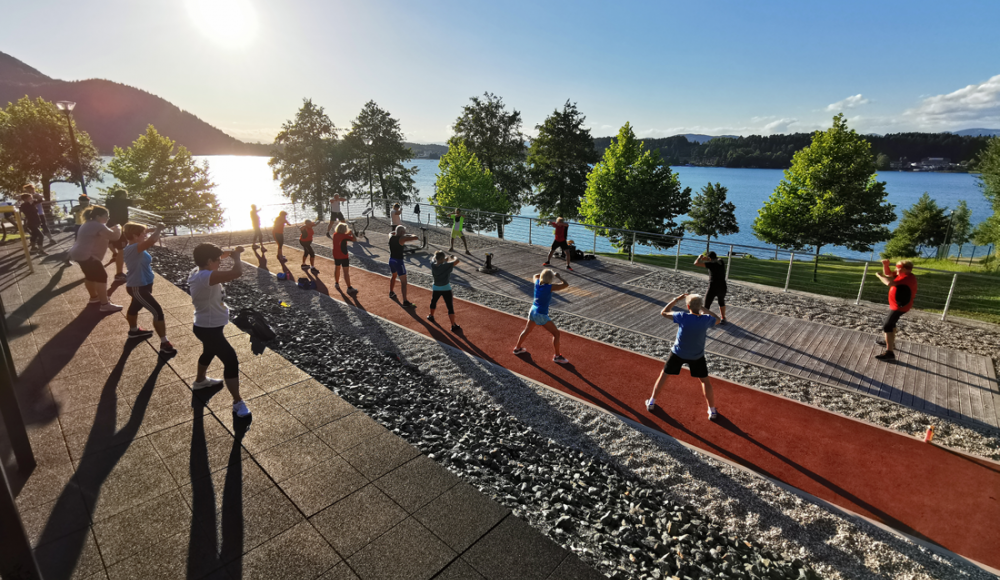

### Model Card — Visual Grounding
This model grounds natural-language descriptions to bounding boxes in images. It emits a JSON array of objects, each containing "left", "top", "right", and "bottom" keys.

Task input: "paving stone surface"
[{"left": 1, "top": 237, "right": 600, "bottom": 580}]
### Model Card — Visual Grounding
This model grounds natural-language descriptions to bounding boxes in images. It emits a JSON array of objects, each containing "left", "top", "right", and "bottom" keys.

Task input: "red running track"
[{"left": 259, "top": 247, "right": 1000, "bottom": 571}]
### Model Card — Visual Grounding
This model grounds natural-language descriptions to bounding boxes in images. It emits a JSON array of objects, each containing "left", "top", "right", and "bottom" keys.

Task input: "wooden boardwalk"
[{"left": 322, "top": 224, "right": 1000, "bottom": 431}]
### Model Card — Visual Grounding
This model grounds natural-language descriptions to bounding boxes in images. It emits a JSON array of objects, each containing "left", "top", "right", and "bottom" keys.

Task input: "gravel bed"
[{"left": 151, "top": 243, "right": 992, "bottom": 580}]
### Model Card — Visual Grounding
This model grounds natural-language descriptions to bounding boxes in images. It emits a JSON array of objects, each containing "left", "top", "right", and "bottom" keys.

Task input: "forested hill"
[
  {"left": 0, "top": 51, "right": 270, "bottom": 156},
  {"left": 593, "top": 132, "right": 994, "bottom": 169}
]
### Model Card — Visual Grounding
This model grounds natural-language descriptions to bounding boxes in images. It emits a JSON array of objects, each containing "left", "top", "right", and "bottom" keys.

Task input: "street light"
[
  {"left": 362, "top": 137, "right": 373, "bottom": 205},
  {"left": 55, "top": 101, "right": 88, "bottom": 197}
]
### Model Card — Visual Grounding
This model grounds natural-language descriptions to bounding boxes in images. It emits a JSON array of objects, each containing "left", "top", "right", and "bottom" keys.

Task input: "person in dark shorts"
[
  {"left": 122, "top": 222, "right": 176, "bottom": 357},
  {"left": 299, "top": 219, "right": 317, "bottom": 271},
  {"left": 645, "top": 293, "right": 721, "bottom": 420},
  {"left": 32, "top": 192, "right": 54, "bottom": 244},
  {"left": 189, "top": 243, "right": 252, "bottom": 426},
  {"left": 68, "top": 206, "right": 123, "bottom": 311},
  {"left": 388, "top": 225, "right": 420, "bottom": 308},
  {"left": 543, "top": 217, "right": 572, "bottom": 270},
  {"left": 448, "top": 209, "right": 471, "bottom": 255},
  {"left": 18, "top": 189, "right": 46, "bottom": 255},
  {"left": 390, "top": 203, "right": 403, "bottom": 228},
  {"left": 250, "top": 204, "right": 265, "bottom": 247},
  {"left": 272, "top": 211, "right": 290, "bottom": 262},
  {"left": 413, "top": 203, "right": 421, "bottom": 224},
  {"left": 325, "top": 194, "right": 348, "bottom": 237},
  {"left": 427, "top": 250, "right": 461, "bottom": 331},
  {"left": 513, "top": 269, "right": 570, "bottom": 364},
  {"left": 694, "top": 251, "right": 728, "bottom": 324},
  {"left": 332, "top": 222, "right": 358, "bottom": 294},
  {"left": 874, "top": 259, "right": 917, "bottom": 361},
  {"left": 105, "top": 188, "right": 132, "bottom": 282}
]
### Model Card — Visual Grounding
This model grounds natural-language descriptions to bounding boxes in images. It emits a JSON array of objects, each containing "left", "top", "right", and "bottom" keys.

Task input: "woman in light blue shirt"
[
  {"left": 513, "top": 268, "right": 570, "bottom": 364},
  {"left": 122, "top": 222, "right": 176, "bottom": 357}
]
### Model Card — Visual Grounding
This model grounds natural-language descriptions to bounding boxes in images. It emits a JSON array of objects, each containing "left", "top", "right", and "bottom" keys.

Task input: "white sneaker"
[
  {"left": 646, "top": 398, "right": 656, "bottom": 412},
  {"left": 99, "top": 302, "right": 123, "bottom": 312},
  {"left": 708, "top": 407, "right": 718, "bottom": 421},
  {"left": 233, "top": 400, "right": 251, "bottom": 418},
  {"left": 192, "top": 377, "right": 224, "bottom": 390}
]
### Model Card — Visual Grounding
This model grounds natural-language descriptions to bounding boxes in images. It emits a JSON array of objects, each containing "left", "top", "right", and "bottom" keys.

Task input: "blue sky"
[{"left": 4, "top": 0, "right": 1000, "bottom": 143}]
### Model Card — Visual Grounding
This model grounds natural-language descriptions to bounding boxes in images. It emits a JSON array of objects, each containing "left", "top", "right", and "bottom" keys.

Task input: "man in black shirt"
[
  {"left": 388, "top": 225, "right": 420, "bottom": 308},
  {"left": 694, "top": 252, "right": 728, "bottom": 324}
]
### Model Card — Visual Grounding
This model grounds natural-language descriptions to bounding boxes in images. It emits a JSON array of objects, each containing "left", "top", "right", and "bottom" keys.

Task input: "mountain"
[
  {"left": 0, "top": 51, "right": 270, "bottom": 156},
  {"left": 681, "top": 133, "right": 738, "bottom": 143},
  {"left": 952, "top": 128, "right": 1000, "bottom": 137}
]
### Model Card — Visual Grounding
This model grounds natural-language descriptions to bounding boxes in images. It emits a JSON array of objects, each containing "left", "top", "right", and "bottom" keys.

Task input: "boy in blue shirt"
[{"left": 645, "top": 293, "right": 721, "bottom": 420}]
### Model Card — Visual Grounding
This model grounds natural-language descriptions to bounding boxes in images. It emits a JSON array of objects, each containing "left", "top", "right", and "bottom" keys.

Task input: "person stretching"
[
  {"left": 513, "top": 269, "right": 569, "bottom": 364},
  {"left": 189, "top": 243, "right": 252, "bottom": 425},
  {"left": 332, "top": 222, "right": 359, "bottom": 295},
  {"left": 272, "top": 211, "right": 290, "bottom": 262},
  {"left": 388, "top": 225, "right": 419, "bottom": 308},
  {"left": 694, "top": 252, "right": 728, "bottom": 324},
  {"left": 427, "top": 250, "right": 461, "bottom": 331},
  {"left": 250, "top": 204, "right": 266, "bottom": 248},
  {"left": 542, "top": 217, "right": 571, "bottom": 271},
  {"left": 68, "top": 206, "right": 122, "bottom": 311},
  {"left": 299, "top": 219, "right": 317, "bottom": 271},
  {"left": 874, "top": 259, "right": 917, "bottom": 361},
  {"left": 448, "top": 208, "right": 471, "bottom": 255},
  {"left": 122, "top": 222, "right": 176, "bottom": 357},
  {"left": 390, "top": 203, "right": 403, "bottom": 228},
  {"left": 18, "top": 189, "right": 46, "bottom": 255},
  {"left": 325, "top": 194, "right": 348, "bottom": 237},
  {"left": 645, "top": 293, "right": 721, "bottom": 420}
]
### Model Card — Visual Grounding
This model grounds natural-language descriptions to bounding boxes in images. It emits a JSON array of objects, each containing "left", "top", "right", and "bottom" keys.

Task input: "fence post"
[
  {"left": 674, "top": 242, "right": 680, "bottom": 272},
  {"left": 784, "top": 252, "right": 795, "bottom": 292},
  {"left": 855, "top": 262, "right": 869, "bottom": 304},
  {"left": 725, "top": 245, "right": 733, "bottom": 281},
  {"left": 593, "top": 229, "right": 597, "bottom": 254},
  {"left": 941, "top": 274, "right": 958, "bottom": 321},
  {"left": 968, "top": 245, "right": 977, "bottom": 266},
  {"left": 630, "top": 231, "right": 636, "bottom": 264},
  {"left": 528, "top": 219, "right": 532, "bottom": 246}
]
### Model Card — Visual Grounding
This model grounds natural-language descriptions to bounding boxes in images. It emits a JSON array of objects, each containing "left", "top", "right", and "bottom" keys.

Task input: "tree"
[
  {"left": 683, "top": 182, "right": 739, "bottom": 252},
  {"left": 0, "top": 96, "right": 103, "bottom": 200},
  {"left": 881, "top": 193, "right": 949, "bottom": 258},
  {"left": 431, "top": 141, "right": 510, "bottom": 232},
  {"left": 451, "top": 92, "right": 530, "bottom": 235},
  {"left": 527, "top": 100, "right": 598, "bottom": 220},
  {"left": 876, "top": 153, "right": 891, "bottom": 170},
  {"left": 579, "top": 123, "right": 691, "bottom": 256},
  {"left": 949, "top": 199, "right": 973, "bottom": 254},
  {"left": 106, "top": 125, "right": 223, "bottom": 228},
  {"left": 752, "top": 114, "right": 895, "bottom": 281},
  {"left": 973, "top": 137, "right": 1000, "bottom": 256},
  {"left": 342, "top": 101, "right": 418, "bottom": 213},
  {"left": 269, "top": 98, "right": 344, "bottom": 219}
]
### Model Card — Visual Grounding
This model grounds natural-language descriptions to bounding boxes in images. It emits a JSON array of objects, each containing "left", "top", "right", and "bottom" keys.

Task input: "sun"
[{"left": 185, "top": 0, "right": 259, "bottom": 49}]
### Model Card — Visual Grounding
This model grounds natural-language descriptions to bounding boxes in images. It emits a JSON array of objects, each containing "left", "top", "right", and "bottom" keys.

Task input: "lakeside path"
[{"left": 255, "top": 241, "right": 1000, "bottom": 572}]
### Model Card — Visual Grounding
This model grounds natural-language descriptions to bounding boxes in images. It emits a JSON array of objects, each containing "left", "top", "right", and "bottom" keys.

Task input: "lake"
[{"left": 47, "top": 157, "right": 992, "bottom": 260}]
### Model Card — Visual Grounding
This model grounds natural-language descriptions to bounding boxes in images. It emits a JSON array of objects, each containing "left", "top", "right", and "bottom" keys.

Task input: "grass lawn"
[{"left": 602, "top": 252, "right": 1000, "bottom": 325}]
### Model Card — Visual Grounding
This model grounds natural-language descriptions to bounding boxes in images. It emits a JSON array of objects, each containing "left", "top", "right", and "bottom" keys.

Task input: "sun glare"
[{"left": 185, "top": 0, "right": 259, "bottom": 49}]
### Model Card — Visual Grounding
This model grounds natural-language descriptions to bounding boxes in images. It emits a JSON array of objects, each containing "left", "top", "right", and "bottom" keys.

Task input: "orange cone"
[{"left": 924, "top": 425, "right": 935, "bottom": 443}]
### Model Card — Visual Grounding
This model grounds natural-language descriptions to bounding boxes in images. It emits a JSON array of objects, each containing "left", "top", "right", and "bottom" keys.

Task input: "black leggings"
[
  {"left": 705, "top": 284, "right": 727, "bottom": 309},
  {"left": 300, "top": 240, "right": 315, "bottom": 259},
  {"left": 430, "top": 290, "right": 454, "bottom": 314},
  {"left": 193, "top": 325, "right": 239, "bottom": 379},
  {"left": 126, "top": 284, "right": 165, "bottom": 320}
]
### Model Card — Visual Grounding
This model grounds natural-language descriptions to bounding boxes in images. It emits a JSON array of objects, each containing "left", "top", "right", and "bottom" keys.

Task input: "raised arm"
[
  {"left": 551, "top": 273, "right": 570, "bottom": 291},
  {"left": 701, "top": 307, "right": 722, "bottom": 325},
  {"left": 136, "top": 224, "right": 164, "bottom": 253},
  {"left": 694, "top": 254, "right": 707, "bottom": 268},
  {"left": 209, "top": 247, "right": 244, "bottom": 285},
  {"left": 448, "top": 256, "right": 461, "bottom": 267},
  {"left": 660, "top": 293, "right": 687, "bottom": 317},
  {"left": 402, "top": 234, "right": 420, "bottom": 243}
]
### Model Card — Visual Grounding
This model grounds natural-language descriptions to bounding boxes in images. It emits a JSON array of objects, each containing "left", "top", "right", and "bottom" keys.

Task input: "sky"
[{"left": 4, "top": 0, "right": 1000, "bottom": 144}]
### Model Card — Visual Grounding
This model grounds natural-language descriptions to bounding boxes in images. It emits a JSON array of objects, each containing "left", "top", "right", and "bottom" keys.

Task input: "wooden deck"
[{"left": 324, "top": 223, "right": 1000, "bottom": 431}]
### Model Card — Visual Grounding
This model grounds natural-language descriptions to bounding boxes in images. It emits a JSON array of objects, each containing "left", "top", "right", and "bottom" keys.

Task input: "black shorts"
[
  {"left": 551, "top": 240, "right": 569, "bottom": 252},
  {"left": 663, "top": 353, "right": 709, "bottom": 378},
  {"left": 78, "top": 258, "right": 107, "bottom": 283},
  {"left": 334, "top": 258, "right": 350, "bottom": 267},
  {"left": 330, "top": 211, "right": 345, "bottom": 222},
  {"left": 300, "top": 240, "right": 315, "bottom": 258},
  {"left": 882, "top": 309, "right": 905, "bottom": 333},
  {"left": 273, "top": 232, "right": 285, "bottom": 245},
  {"left": 705, "top": 284, "right": 727, "bottom": 309}
]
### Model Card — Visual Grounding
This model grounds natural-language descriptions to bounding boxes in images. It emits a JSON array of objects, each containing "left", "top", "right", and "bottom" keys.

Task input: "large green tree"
[
  {"left": 973, "top": 137, "right": 1000, "bottom": 255},
  {"left": 451, "top": 92, "right": 529, "bottom": 235},
  {"left": 431, "top": 141, "right": 510, "bottom": 232},
  {"left": 949, "top": 199, "right": 973, "bottom": 256},
  {"left": 683, "top": 182, "right": 739, "bottom": 252},
  {"left": 579, "top": 123, "right": 691, "bottom": 256},
  {"left": 106, "top": 125, "right": 223, "bottom": 228},
  {"left": 753, "top": 114, "right": 895, "bottom": 280},
  {"left": 269, "top": 98, "right": 344, "bottom": 218},
  {"left": 342, "top": 101, "right": 418, "bottom": 213},
  {"left": 0, "top": 96, "right": 103, "bottom": 200},
  {"left": 526, "top": 100, "right": 598, "bottom": 220},
  {"left": 881, "top": 193, "right": 949, "bottom": 258}
]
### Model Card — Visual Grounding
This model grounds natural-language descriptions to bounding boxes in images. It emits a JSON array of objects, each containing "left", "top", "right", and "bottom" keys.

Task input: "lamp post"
[
  {"left": 55, "top": 101, "right": 88, "bottom": 198},
  {"left": 362, "top": 137, "right": 373, "bottom": 208}
]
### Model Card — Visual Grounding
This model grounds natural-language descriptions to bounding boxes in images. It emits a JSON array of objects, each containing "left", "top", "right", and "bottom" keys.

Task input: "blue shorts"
[
  {"left": 389, "top": 258, "right": 406, "bottom": 276},
  {"left": 528, "top": 307, "right": 551, "bottom": 326}
]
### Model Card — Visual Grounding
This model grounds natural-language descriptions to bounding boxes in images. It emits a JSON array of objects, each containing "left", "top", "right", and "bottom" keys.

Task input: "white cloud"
[
  {"left": 763, "top": 118, "right": 798, "bottom": 134},
  {"left": 904, "top": 74, "right": 1000, "bottom": 129},
  {"left": 825, "top": 94, "right": 871, "bottom": 112}
]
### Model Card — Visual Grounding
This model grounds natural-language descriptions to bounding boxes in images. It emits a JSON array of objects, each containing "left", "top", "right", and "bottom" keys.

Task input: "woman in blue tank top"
[{"left": 513, "top": 269, "right": 570, "bottom": 364}]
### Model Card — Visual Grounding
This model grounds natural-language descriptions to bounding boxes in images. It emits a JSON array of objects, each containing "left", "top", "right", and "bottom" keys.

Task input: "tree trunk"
[
  {"left": 813, "top": 245, "right": 821, "bottom": 282},
  {"left": 706, "top": 235, "right": 712, "bottom": 253}
]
